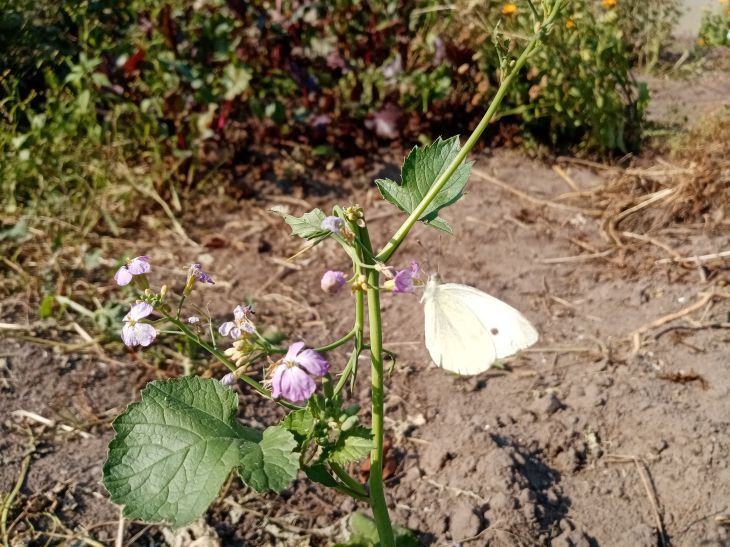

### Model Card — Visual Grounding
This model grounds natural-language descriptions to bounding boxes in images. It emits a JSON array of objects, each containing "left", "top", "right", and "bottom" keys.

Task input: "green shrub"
[
  {"left": 442, "top": 0, "right": 648, "bottom": 153},
  {"left": 698, "top": 6, "right": 730, "bottom": 47},
  {"left": 1, "top": 0, "right": 659, "bottom": 232}
]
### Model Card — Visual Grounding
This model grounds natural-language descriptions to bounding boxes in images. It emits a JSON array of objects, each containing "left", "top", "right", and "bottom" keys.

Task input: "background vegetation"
[{"left": 1, "top": 0, "right": 722, "bottom": 250}]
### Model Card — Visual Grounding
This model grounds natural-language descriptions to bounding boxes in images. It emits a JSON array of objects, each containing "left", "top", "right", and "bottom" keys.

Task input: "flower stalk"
[{"left": 376, "top": 0, "right": 565, "bottom": 264}]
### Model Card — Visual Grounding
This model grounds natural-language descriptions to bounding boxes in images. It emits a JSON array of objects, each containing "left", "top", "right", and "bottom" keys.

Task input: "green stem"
[
  {"left": 266, "top": 329, "right": 356, "bottom": 355},
  {"left": 375, "top": 0, "right": 565, "bottom": 264},
  {"left": 316, "top": 329, "right": 356, "bottom": 353},
  {"left": 333, "top": 287, "right": 365, "bottom": 396},
  {"left": 164, "top": 314, "right": 302, "bottom": 411},
  {"left": 360, "top": 225, "right": 395, "bottom": 547},
  {"left": 330, "top": 462, "right": 368, "bottom": 498}
]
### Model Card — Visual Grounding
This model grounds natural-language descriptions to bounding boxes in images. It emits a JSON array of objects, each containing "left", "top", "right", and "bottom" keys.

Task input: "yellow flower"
[
  {"left": 566, "top": 18, "right": 575, "bottom": 29},
  {"left": 502, "top": 3, "right": 517, "bottom": 15},
  {"left": 602, "top": 0, "right": 617, "bottom": 7},
  {"left": 697, "top": 38, "right": 706, "bottom": 46}
]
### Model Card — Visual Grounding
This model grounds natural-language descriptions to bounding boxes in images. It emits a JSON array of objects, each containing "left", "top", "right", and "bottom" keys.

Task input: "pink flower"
[
  {"left": 220, "top": 372, "right": 237, "bottom": 386},
  {"left": 321, "top": 270, "right": 346, "bottom": 294},
  {"left": 271, "top": 342, "right": 329, "bottom": 404},
  {"left": 321, "top": 216, "right": 344, "bottom": 233},
  {"left": 393, "top": 261, "right": 423, "bottom": 294},
  {"left": 114, "top": 256, "right": 150, "bottom": 286},
  {"left": 219, "top": 305, "right": 256, "bottom": 339},
  {"left": 121, "top": 302, "right": 157, "bottom": 347}
]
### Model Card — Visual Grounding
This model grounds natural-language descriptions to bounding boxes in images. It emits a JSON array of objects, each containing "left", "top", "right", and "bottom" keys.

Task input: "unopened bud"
[
  {"left": 220, "top": 372, "right": 237, "bottom": 386},
  {"left": 321, "top": 271, "right": 347, "bottom": 294}
]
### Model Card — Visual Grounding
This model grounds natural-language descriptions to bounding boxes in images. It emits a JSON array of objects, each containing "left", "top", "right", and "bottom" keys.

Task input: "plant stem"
[
  {"left": 164, "top": 314, "right": 302, "bottom": 411},
  {"left": 375, "top": 0, "right": 565, "bottom": 264},
  {"left": 330, "top": 462, "right": 368, "bottom": 498},
  {"left": 360, "top": 225, "right": 395, "bottom": 547}
]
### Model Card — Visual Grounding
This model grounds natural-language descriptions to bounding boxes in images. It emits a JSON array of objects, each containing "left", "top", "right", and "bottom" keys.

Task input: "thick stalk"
[
  {"left": 360, "top": 226, "right": 395, "bottom": 547},
  {"left": 375, "top": 0, "right": 565, "bottom": 264}
]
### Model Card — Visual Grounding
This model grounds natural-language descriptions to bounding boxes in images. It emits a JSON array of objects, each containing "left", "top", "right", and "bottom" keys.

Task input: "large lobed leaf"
[
  {"left": 238, "top": 426, "right": 300, "bottom": 492},
  {"left": 328, "top": 427, "right": 372, "bottom": 466},
  {"left": 374, "top": 136, "right": 472, "bottom": 233},
  {"left": 103, "top": 377, "right": 299, "bottom": 527},
  {"left": 271, "top": 206, "right": 328, "bottom": 240}
]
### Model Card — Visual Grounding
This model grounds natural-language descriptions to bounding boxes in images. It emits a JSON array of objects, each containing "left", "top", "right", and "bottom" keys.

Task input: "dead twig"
[
  {"left": 655, "top": 249, "right": 730, "bottom": 265},
  {"left": 605, "top": 454, "right": 667, "bottom": 547},
  {"left": 1, "top": 431, "right": 35, "bottom": 546},
  {"left": 471, "top": 168, "right": 601, "bottom": 215},
  {"left": 629, "top": 291, "right": 730, "bottom": 353}
]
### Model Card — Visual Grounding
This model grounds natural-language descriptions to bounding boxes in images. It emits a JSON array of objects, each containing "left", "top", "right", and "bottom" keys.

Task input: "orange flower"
[
  {"left": 566, "top": 18, "right": 575, "bottom": 29},
  {"left": 502, "top": 3, "right": 517, "bottom": 15},
  {"left": 602, "top": 0, "right": 617, "bottom": 7}
]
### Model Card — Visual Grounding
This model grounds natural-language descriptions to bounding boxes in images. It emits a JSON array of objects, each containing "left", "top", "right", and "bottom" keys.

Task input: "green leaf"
[
  {"left": 329, "top": 427, "right": 372, "bottom": 466},
  {"left": 271, "top": 206, "right": 328, "bottom": 240},
  {"left": 374, "top": 136, "right": 472, "bottom": 233},
  {"left": 282, "top": 409, "right": 315, "bottom": 439},
  {"left": 38, "top": 295, "right": 55, "bottom": 319},
  {"left": 238, "top": 426, "right": 300, "bottom": 493},
  {"left": 304, "top": 463, "right": 339, "bottom": 488},
  {"left": 337, "top": 512, "right": 419, "bottom": 547},
  {"left": 103, "top": 377, "right": 259, "bottom": 527}
]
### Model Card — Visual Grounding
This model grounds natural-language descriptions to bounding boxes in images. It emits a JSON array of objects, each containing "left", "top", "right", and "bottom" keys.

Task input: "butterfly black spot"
[{"left": 491, "top": 328, "right": 499, "bottom": 336}]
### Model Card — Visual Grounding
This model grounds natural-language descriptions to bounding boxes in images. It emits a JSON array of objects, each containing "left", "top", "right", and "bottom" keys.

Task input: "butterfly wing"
[
  {"left": 439, "top": 283, "right": 538, "bottom": 359},
  {"left": 424, "top": 281, "right": 498, "bottom": 375}
]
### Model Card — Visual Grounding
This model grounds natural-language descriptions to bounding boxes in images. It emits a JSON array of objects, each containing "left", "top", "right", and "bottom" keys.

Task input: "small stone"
[
  {"left": 448, "top": 500, "right": 483, "bottom": 539},
  {"left": 530, "top": 392, "right": 563, "bottom": 416}
]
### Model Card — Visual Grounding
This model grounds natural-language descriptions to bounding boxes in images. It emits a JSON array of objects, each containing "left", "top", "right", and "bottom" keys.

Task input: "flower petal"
[
  {"left": 295, "top": 349, "right": 329, "bottom": 377},
  {"left": 133, "top": 323, "right": 157, "bottom": 347},
  {"left": 285, "top": 341, "right": 306, "bottom": 362},
  {"left": 115, "top": 267, "right": 132, "bottom": 286},
  {"left": 218, "top": 321, "right": 235, "bottom": 336},
  {"left": 127, "top": 256, "right": 151, "bottom": 275},
  {"left": 278, "top": 366, "right": 316, "bottom": 403},
  {"left": 271, "top": 363, "right": 286, "bottom": 399},
  {"left": 233, "top": 305, "right": 245, "bottom": 321},
  {"left": 121, "top": 324, "right": 138, "bottom": 346},
  {"left": 129, "top": 302, "right": 153, "bottom": 320}
]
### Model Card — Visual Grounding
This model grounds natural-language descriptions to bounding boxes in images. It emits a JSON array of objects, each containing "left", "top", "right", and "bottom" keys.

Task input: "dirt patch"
[{"left": 3, "top": 80, "right": 730, "bottom": 546}]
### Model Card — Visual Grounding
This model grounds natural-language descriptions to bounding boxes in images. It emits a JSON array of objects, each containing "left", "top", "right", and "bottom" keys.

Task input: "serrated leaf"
[
  {"left": 374, "top": 136, "right": 472, "bottom": 233},
  {"left": 271, "top": 206, "right": 328, "bottom": 240},
  {"left": 103, "top": 377, "right": 259, "bottom": 527},
  {"left": 329, "top": 427, "right": 372, "bottom": 466},
  {"left": 282, "top": 409, "right": 315, "bottom": 439},
  {"left": 238, "top": 426, "right": 300, "bottom": 492}
]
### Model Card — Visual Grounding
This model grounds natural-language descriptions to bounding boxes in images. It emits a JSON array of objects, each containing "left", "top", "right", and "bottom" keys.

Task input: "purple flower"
[
  {"left": 321, "top": 270, "right": 346, "bottom": 294},
  {"left": 219, "top": 305, "right": 256, "bottom": 339},
  {"left": 271, "top": 342, "right": 329, "bottom": 404},
  {"left": 114, "top": 256, "right": 150, "bottom": 286},
  {"left": 321, "top": 216, "right": 344, "bottom": 234},
  {"left": 393, "top": 261, "right": 423, "bottom": 294},
  {"left": 189, "top": 263, "right": 214, "bottom": 284},
  {"left": 121, "top": 302, "right": 157, "bottom": 347},
  {"left": 220, "top": 372, "right": 237, "bottom": 386},
  {"left": 184, "top": 263, "right": 214, "bottom": 295}
]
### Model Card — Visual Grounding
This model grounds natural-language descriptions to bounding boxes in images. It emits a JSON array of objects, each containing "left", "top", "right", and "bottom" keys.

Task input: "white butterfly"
[{"left": 421, "top": 275, "right": 538, "bottom": 375}]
